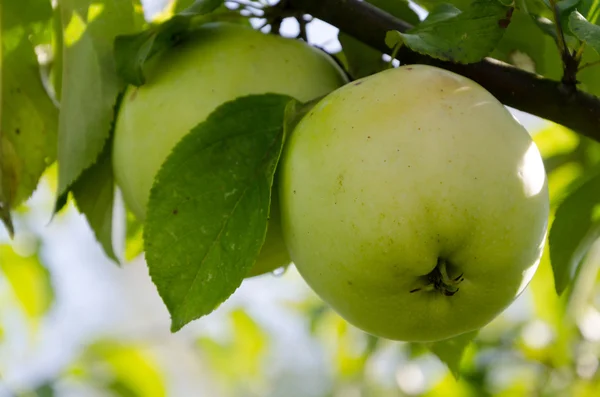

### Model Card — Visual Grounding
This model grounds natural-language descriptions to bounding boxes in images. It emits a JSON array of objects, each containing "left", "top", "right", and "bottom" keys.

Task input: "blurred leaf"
[
  {"left": 0, "top": 244, "right": 54, "bottom": 320},
  {"left": 570, "top": 11, "right": 600, "bottom": 55},
  {"left": 71, "top": 137, "right": 117, "bottom": 262},
  {"left": 534, "top": 123, "right": 600, "bottom": 206},
  {"left": 170, "top": 0, "right": 195, "bottom": 13},
  {"left": 107, "top": 380, "right": 138, "bottom": 397},
  {"left": 564, "top": 236, "right": 600, "bottom": 320},
  {"left": 426, "top": 331, "right": 478, "bottom": 378},
  {"left": 311, "top": 310, "right": 372, "bottom": 380},
  {"left": 1, "top": 0, "right": 58, "bottom": 234},
  {"left": 423, "top": 372, "right": 476, "bottom": 397},
  {"left": 549, "top": 171, "right": 600, "bottom": 294},
  {"left": 81, "top": 341, "right": 166, "bottom": 397},
  {"left": 577, "top": 47, "right": 600, "bottom": 96},
  {"left": 33, "top": 383, "right": 55, "bottom": 397},
  {"left": 534, "top": 123, "right": 579, "bottom": 162},
  {"left": 124, "top": 208, "right": 144, "bottom": 261},
  {"left": 144, "top": 94, "right": 290, "bottom": 332},
  {"left": 179, "top": 0, "right": 224, "bottom": 16},
  {"left": 197, "top": 309, "right": 266, "bottom": 384},
  {"left": 56, "top": 0, "right": 139, "bottom": 206}
]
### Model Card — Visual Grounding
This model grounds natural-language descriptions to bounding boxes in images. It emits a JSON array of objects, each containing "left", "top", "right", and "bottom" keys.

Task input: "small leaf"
[
  {"left": 426, "top": 331, "right": 478, "bottom": 378},
  {"left": 385, "top": 30, "right": 404, "bottom": 49},
  {"left": 339, "top": 33, "right": 388, "bottom": 79},
  {"left": 570, "top": 11, "right": 600, "bottom": 55},
  {"left": 339, "top": 0, "right": 419, "bottom": 79},
  {"left": 144, "top": 94, "right": 291, "bottom": 332},
  {"left": 549, "top": 171, "right": 600, "bottom": 294},
  {"left": 530, "top": 14, "right": 579, "bottom": 49},
  {"left": 368, "top": 0, "right": 421, "bottom": 25},
  {"left": 114, "top": 16, "right": 191, "bottom": 87},
  {"left": 56, "top": 0, "right": 140, "bottom": 206},
  {"left": 114, "top": 0, "right": 225, "bottom": 87},
  {"left": 395, "top": 0, "right": 513, "bottom": 63},
  {"left": 71, "top": 138, "right": 118, "bottom": 263}
]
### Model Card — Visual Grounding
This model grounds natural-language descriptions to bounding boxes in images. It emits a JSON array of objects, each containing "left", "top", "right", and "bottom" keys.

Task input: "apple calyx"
[{"left": 410, "top": 258, "right": 464, "bottom": 297}]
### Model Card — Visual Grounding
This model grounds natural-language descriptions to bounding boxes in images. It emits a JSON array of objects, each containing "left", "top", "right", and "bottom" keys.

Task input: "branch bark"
[{"left": 287, "top": 0, "right": 600, "bottom": 142}]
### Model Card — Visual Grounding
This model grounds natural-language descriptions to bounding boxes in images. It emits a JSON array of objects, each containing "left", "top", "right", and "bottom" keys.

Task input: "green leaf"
[
  {"left": 114, "top": 0, "right": 224, "bottom": 86},
  {"left": 368, "top": 0, "right": 421, "bottom": 25},
  {"left": 570, "top": 11, "right": 600, "bottom": 55},
  {"left": 1, "top": 0, "right": 58, "bottom": 234},
  {"left": 179, "top": 0, "right": 224, "bottom": 16},
  {"left": 578, "top": 46, "right": 600, "bottom": 96},
  {"left": 426, "top": 331, "right": 478, "bottom": 378},
  {"left": 491, "top": 9, "right": 550, "bottom": 74},
  {"left": 531, "top": 1, "right": 598, "bottom": 50},
  {"left": 414, "top": 0, "right": 473, "bottom": 10},
  {"left": 0, "top": 244, "right": 55, "bottom": 320},
  {"left": 338, "top": 33, "right": 389, "bottom": 79},
  {"left": 339, "top": 0, "right": 419, "bottom": 79},
  {"left": 114, "top": 16, "right": 191, "bottom": 86},
  {"left": 144, "top": 94, "right": 291, "bottom": 332},
  {"left": 549, "top": 171, "right": 600, "bottom": 294},
  {"left": 71, "top": 137, "right": 118, "bottom": 262},
  {"left": 394, "top": 0, "right": 513, "bottom": 63},
  {"left": 56, "top": 0, "right": 139, "bottom": 204}
]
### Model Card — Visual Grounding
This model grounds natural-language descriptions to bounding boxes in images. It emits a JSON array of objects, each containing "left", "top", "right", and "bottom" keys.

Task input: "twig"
[{"left": 579, "top": 60, "right": 600, "bottom": 71}]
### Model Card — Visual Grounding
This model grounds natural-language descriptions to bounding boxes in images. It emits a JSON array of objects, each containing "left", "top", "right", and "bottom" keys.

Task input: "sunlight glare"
[
  {"left": 64, "top": 12, "right": 87, "bottom": 47},
  {"left": 518, "top": 143, "right": 546, "bottom": 198},
  {"left": 396, "top": 363, "right": 426, "bottom": 395},
  {"left": 87, "top": 4, "right": 105, "bottom": 23}
]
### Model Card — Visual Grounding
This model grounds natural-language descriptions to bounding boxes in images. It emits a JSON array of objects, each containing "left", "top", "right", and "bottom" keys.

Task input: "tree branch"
[{"left": 287, "top": 0, "right": 600, "bottom": 142}]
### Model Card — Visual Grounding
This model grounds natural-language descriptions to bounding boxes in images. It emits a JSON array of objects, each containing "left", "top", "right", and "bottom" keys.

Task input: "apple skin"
[
  {"left": 279, "top": 65, "right": 549, "bottom": 341},
  {"left": 113, "top": 22, "right": 348, "bottom": 277}
]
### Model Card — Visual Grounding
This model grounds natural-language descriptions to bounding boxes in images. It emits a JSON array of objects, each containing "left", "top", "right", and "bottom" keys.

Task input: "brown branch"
[{"left": 287, "top": 0, "right": 600, "bottom": 143}]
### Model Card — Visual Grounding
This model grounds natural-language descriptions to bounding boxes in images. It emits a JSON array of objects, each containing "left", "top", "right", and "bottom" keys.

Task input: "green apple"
[
  {"left": 113, "top": 22, "right": 348, "bottom": 276},
  {"left": 279, "top": 65, "right": 549, "bottom": 341}
]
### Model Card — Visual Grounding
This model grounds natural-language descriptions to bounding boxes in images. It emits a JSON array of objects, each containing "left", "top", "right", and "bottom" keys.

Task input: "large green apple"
[
  {"left": 113, "top": 22, "right": 348, "bottom": 277},
  {"left": 279, "top": 65, "right": 549, "bottom": 341}
]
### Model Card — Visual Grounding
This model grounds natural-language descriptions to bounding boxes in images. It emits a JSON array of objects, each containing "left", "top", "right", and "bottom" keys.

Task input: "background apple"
[
  {"left": 279, "top": 65, "right": 550, "bottom": 341},
  {"left": 112, "top": 22, "right": 348, "bottom": 276}
]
